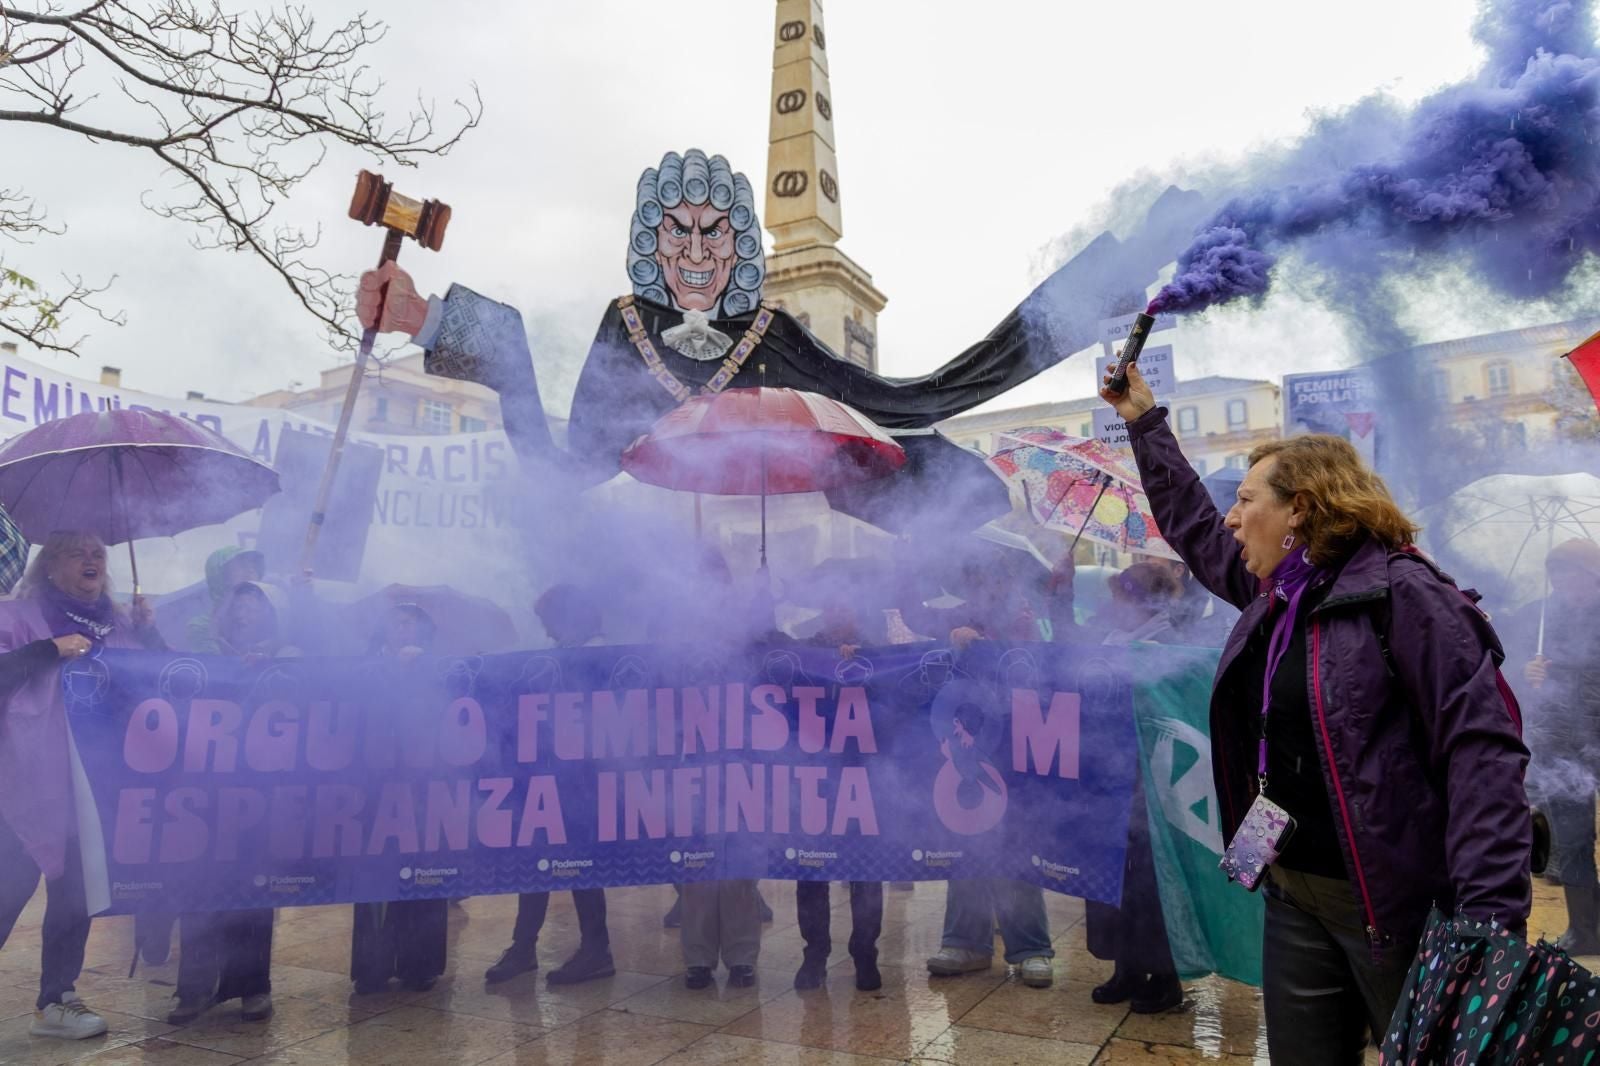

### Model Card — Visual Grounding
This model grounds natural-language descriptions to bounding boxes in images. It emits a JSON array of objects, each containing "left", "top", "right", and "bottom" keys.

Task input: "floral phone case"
[{"left": 1219, "top": 794, "right": 1296, "bottom": 891}]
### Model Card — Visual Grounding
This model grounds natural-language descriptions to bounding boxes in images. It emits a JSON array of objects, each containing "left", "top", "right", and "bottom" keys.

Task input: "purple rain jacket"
[{"left": 1127, "top": 407, "right": 1532, "bottom": 948}]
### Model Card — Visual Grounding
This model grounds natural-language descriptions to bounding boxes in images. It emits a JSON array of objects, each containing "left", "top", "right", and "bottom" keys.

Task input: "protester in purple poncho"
[
  {"left": 1104, "top": 365, "right": 1532, "bottom": 1065},
  {"left": 0, "top": 532, "right": 165, "bottom": 1040}
]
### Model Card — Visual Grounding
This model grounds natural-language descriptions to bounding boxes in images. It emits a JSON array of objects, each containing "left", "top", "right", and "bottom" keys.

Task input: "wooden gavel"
[
  {"left": 299, "top": 171, "right": 453, "bottom": 574},
  {"left": 348, "top": 169, "right": 452, "bottom": 266}
]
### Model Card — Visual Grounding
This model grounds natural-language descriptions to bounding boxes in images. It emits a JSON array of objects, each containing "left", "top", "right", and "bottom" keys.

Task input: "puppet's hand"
[{"left": 357, "top": 262, "right": 430, "bottom": 337}]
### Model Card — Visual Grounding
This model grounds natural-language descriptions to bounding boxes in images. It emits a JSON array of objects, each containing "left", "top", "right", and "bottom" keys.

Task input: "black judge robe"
[{"left": 418, "top": 185, "right": 1210, "bottom": 521}]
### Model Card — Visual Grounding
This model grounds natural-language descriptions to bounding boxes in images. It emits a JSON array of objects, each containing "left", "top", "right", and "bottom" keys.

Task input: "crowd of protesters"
[{"left": 0, "top": 372, "right": 1566, "bottom": 1065}]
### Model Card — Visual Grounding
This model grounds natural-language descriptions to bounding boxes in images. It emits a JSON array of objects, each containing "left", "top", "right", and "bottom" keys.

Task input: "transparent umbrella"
[{"left": 1423, "top": 471, "right": 1600, "bottom": 653}]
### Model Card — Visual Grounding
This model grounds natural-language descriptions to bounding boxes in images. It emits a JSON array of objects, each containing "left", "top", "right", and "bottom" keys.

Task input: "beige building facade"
[
  {"left": 249, "top": 352, "right": 504, "bottom": 436},
  {"left": 1404, "top": 315, "right": 1600, "bottom": 448},
  {"left": 941, "top": 375, "right": 1283, "bottom": 479}
]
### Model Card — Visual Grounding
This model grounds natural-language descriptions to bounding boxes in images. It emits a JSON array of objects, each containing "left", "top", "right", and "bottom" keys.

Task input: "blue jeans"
[{"left": 941, "top": 879, "right": 1054, "bottom": 963}]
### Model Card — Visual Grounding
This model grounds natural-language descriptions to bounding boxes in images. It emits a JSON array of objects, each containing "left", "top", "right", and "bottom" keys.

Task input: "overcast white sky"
[{"left": 9, "top": 0, "right": 1568, "bottom": 414}]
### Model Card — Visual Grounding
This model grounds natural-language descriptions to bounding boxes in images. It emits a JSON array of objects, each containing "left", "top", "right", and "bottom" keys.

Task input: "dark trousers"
[
  {"left": 1547, "top": 788, "right": 1598, "bottom": 888},
  {"left": 1086, "top": 785, "right": 1177, "bottom": 977},
  {"left": 0, "top": 817, "right": 89, "bottom": 1009},
  {"left": 513, "top": 889, "right": 608, "bottom": 950},
  {"left": 351, "top": 900, "right": 447, "bottom": 985},
  {"left": 176, "top": 909, "right": 274, "bottom": 1002},
  {"left": 796, "top": 881, "right": 883, "bottom": 964},
  {"left": 1262, "top": 868, "right": 1414, "bottom": 1065}
]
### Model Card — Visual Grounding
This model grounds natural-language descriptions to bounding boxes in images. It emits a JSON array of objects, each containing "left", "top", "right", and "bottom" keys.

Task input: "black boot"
[
  {"left": 546, "top": 945, "right": 615, "bottom": 985},
  {"left": 1092, "top": 968, "right": 1141, "bottom": 1005},
  {"left": 794, "top": 952, "right": 828, "bottom": 990},
  {"left": 484, "top": 940, "right": 538, "bottom": 984},
  {"left": 1558, "top": 883, "right": 1600, "bottom": 955},
  {"left": 1131, "top": 972, "right": 1185, "bottom": 1014}
]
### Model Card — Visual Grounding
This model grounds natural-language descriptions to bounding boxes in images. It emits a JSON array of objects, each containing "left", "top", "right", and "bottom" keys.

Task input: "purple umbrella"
[{"left": 0, "top": 409, "right": 280, "bottom": 592}]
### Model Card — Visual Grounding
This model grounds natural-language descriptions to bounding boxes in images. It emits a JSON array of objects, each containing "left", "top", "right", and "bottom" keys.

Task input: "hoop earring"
[{"left": 1281, "top": 533, "right": 1296, "bottom": 550}]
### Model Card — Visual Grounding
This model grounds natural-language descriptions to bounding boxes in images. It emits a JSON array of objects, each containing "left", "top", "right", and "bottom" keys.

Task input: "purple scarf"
[
  {"left": 1257, "top": 546, "right": 1323, "bottom": 781},
  {"left": 38, "top": 580, "right": 118, "bottom": 642}
]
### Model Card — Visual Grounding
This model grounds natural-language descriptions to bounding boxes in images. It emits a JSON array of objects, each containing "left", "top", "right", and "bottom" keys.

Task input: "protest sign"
[{"left": 1282, "top": 368, "right": 1380, "bottom": 469}]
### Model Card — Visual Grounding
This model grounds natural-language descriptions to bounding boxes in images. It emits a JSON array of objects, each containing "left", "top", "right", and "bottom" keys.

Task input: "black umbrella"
[{"left": 826, "top": 428, "right": 1012, "bottom": 536}]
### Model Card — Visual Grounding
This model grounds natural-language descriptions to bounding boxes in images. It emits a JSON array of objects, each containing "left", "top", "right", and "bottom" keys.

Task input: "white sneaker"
[
  {"left": 926, "top": 947, "right": 993, "bottom": 975},
  {"left": 1018, "top": 955, "right": 1054, "bottom": 988},
  {"left": 30, "top": 992, "right": 108, "bottom": 1039}
]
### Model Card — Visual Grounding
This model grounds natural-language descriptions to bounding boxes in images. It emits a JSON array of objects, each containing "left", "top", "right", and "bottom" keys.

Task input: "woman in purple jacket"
[
  {"left": 1103, "top": 366, "right": 1531, "bottom": 1064},
  {"left": 0, "top": 532, "right": 166, "bottom": 1040}
]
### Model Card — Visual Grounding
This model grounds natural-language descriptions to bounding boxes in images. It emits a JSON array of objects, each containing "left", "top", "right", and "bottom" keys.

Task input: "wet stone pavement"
[{"left": 0, "top": 877, "right": 1582, "bottom": 1065}]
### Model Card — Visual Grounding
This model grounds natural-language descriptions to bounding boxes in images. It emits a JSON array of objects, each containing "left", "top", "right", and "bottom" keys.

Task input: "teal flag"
[{"left": 1131, "top": 644, "right": 1264, "bottom": 986}]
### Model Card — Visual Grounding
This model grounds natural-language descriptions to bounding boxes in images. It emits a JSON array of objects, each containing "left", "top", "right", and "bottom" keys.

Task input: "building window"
[
  {"left": 1192, "top": 458, "right": 1208, "bottom": 477},
  {"left": 373, "top": 397, "right": 388, "bottom": 422},
  {"left": 1486, "top": 362, "right": 1514, "bottom": 398},
  {"left": 1226, "top": 453, "right": 1249, "bottom": 470},
  {"left": 1079, "top": 421, "right": 1092, "bottom": 437},
  {"left": 1430, "top": 369, "right": 1452, "bottom": 402},
  {"left": 421, "top": 399, "right": 452, "bottom": 433},
  {"left": 460, "top": 415, "right": 488, "bottom": 433},
  {"left": 1226, "top": 399, "right": 1247, "bottom": 429},
  {"left": 1177, "top": 407, "right": 1199, "bottom": 436}
]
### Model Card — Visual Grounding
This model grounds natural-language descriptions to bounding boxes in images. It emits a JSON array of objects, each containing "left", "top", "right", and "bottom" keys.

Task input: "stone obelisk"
[{"left": 763, "top": 0, "right": 887, "bottom": 370}]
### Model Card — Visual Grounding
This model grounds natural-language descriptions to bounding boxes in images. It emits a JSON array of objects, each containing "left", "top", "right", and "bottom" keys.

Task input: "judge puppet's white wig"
[{"left": 626, "top": 150, "right": 765, "bottom": 316}]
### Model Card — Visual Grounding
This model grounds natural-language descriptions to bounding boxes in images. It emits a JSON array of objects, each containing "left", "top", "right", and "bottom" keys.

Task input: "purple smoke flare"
[{"left": 1149, "top": 0, "right": 1600, "bottom": 317}]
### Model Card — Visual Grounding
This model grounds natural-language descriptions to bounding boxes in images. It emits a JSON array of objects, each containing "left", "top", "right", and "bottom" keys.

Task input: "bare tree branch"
[{"left": 0, "top": 1, "right": 481, "bottom": 355}]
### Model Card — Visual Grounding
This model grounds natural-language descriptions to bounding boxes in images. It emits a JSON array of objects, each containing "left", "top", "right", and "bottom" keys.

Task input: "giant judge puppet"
[{"left": 356, "top": 149, "right": 1163, "bottom": 494}]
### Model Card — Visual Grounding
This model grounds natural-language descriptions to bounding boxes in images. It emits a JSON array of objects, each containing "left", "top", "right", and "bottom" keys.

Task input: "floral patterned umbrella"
[{"left": 987, "top": 428, "right": 1178, "bottom": 560}]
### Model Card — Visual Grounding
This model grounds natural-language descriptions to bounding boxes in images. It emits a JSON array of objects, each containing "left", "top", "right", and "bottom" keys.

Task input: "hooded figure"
[
  {"left": 208, "top": 582, "right": 292, "bottom": 659},
  {"left": 170, "top": 578, "right": 284, "bottom": 1026},
  {"left": 186, "top": 547, "right": 264, "bottom": 653}
]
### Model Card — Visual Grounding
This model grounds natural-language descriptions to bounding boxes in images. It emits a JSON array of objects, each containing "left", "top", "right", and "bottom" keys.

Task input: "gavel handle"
[{"left": 299, "top": 229, "right": 406, "bottom": 574}]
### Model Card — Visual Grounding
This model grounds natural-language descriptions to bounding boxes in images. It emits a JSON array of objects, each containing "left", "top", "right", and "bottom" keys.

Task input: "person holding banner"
[
  {"left": 351, "top": 604, "right": 450, "bottom": 994},
  {"left": 168, "top": 581, "right": 286, "bottom": 1025},
  {"left": 793, "top": 597, "right": 884, "bottom": 993},
  {"left": 185, "top": 547, "right": 265, "bottom": 653},
  {"left": 0, "top": 532, "right": 164, "bottom": 1039},
  {"left": 912, "top": 560, "right": 1057, "bottom": 990},
  {"left": 1105, "top": 364, "right": 1532, "bottom": 1065},
  {"left": 486, "top": 584, "right": 616, "bottom": 986},
  {"left": 1057, "top": 560, "right": 1188, "bottom": 1015}
]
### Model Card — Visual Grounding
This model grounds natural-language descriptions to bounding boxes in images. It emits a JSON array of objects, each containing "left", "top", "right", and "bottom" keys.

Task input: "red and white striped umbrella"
[{"left": 621, "top": 387, "right": 906, "bottom": 564}]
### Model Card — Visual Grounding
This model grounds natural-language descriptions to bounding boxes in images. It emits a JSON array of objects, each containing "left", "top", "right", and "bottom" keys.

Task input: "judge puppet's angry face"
[{"left": 657, "top": 201, "right": 735, "bottom": 312}]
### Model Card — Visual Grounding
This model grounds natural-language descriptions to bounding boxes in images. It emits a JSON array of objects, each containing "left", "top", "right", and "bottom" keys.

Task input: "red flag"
[{"left": 1567, "top": 328, "right": 1600, "bottom": 413}]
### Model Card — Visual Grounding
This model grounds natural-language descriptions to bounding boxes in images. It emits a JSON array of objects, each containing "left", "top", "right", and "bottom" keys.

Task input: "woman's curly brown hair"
[{"left": 1247, "top": 435, "right": 1419, "bottom": 566}]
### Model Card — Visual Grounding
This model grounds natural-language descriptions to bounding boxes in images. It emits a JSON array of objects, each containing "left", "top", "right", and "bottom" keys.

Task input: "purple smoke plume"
[{"left": 1148, "top": 0, "right": 1600, "bottom": 316}]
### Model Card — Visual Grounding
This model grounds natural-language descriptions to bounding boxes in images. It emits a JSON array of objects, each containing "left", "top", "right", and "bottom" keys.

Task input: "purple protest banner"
[{"left": 63, "top": 642, "right": 1137, "bottom": 914}]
